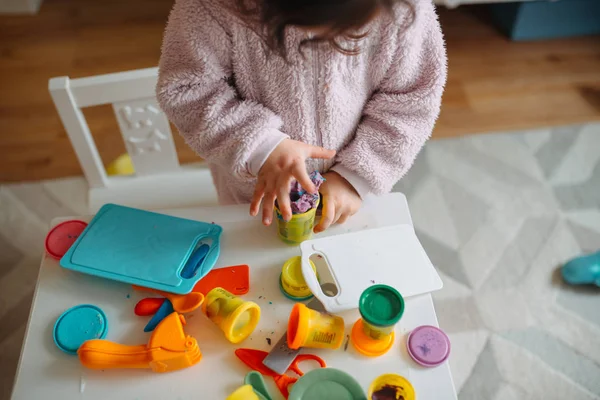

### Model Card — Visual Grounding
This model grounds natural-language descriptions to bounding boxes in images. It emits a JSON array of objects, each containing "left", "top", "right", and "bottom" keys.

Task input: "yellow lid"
[
  {"left": 281, "top": 257, "right": 317, "bottom": 299},
  {"left": 368, "top": 374, "right": 415, "bottom": 400},
  {"left": 351, "top": 319, "right": 395, "bottom": 357},
  {"left": 226, "top": 385, "right": 260, "bottom": 400}
]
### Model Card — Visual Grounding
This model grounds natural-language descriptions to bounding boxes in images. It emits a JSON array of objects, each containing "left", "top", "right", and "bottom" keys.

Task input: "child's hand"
[
  {"left": 250, "top": 139, "right": 336, "bottom": 225},
  {"left": 314, "top": 172, "right": 362, "bottom": 233}
]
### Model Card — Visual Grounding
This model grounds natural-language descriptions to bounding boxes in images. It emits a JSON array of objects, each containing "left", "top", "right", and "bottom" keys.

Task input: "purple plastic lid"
[{"left": 407, "top": 325, "right": 450, "bottom": 367}]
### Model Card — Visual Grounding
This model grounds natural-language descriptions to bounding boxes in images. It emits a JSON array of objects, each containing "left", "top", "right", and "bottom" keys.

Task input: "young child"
[{"left": 157, "top": 0, "right": 447, "bottom": 232}]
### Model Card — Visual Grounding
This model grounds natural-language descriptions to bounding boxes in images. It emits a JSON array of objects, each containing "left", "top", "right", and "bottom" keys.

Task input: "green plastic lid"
[
  {"left": 289, "top": 368, "right": 367, "bottom": 400},
  {"left": 358, "top": 285, "right": 404, "bottom": 327}
]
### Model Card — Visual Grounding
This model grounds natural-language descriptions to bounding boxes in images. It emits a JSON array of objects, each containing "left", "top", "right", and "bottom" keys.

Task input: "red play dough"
[
  {"left": 134, "top": 298, "right": 166, "bottom": 316},
  {"left": 45, "top": 220, "right": 88, "bottom": 260}
]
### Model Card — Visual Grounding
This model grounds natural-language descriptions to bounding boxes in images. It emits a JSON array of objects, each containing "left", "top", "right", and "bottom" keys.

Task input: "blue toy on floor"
[{"left": 561, "top": 250, "right": 600, "bottom": 287}]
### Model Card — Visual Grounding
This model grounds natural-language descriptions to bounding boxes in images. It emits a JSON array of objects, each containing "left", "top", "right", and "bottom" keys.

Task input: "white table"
[{"left": 11, "top": 193, "right": 457, "bottom": 400}]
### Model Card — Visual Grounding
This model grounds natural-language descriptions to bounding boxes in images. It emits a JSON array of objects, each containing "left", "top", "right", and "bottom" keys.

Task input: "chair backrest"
[
  {"left": 49, "top": 68, "right": 218, "bottom": 212},
  {"left": 49, "top": 67, "right": 180, "bottom": 189}
]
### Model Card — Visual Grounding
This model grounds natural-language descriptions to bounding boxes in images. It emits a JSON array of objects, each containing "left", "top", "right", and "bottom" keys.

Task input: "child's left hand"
[{"left": 314, "top": 172, "right": 362, "bottom": 233}]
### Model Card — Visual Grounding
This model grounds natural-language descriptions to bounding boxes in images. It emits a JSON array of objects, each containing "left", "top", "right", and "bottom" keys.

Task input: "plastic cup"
[
  {"left": 368, "top": 374, "right": 415, "bottom": 400},
  {"left": 275, "top": 196, "right": 320, "bottom": 245},
  {"left": 280, "top": 256, "right": 319, "bottom": 301},
  {"left": 226, "top": 385, "right": 260, "bottom": 400},
  {"left": 351, "top": 285, "right": 404, "bottom": 357},
  {"left": 203, "top": 287, "right": 261, "bottom": 344},
  {"left": 287, "top": 303, "right": 345, "bottom": 350}
]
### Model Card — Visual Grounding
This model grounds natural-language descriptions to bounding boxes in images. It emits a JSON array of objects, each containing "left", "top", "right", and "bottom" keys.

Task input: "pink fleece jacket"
[{"left": 157, "top": 0, "right": 447, "bottom": 205}]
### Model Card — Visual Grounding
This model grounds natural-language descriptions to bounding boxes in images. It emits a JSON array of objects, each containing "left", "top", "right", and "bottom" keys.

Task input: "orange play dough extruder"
[{"left": 78, "top": 312, "right": 201, "bottom": 373}]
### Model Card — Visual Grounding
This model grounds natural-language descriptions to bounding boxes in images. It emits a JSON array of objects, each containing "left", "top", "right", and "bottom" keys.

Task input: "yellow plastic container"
[
  {"left": 287, "top": 303, "right": 345, "bottom": 350},
  {"left": 351, "top": 285, "right": 405, "bottom": 357},
  {"left": 226, "top": 385, "right": 260, "bottom": 400},
  {"left": 280, "top": 256, "right": 318, "bottom": 300},
  {"left": 275, "top": 196, "right": 320, "bottom": 245},
  {"left": 202, "top": 287, "right": 260, "bottom": 344},
  {"left": 362, "top": 320, "right": 395, "bottom": 340},
  {"left": 368, "top": 374, "right": 415, "bottom": 400}
]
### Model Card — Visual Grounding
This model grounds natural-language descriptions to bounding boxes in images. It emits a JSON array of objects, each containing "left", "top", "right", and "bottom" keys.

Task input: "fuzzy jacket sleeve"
[
  {"left": 331, "top": 1, "right": 447, "bottom": 198},
  {"left": 156, "top": 0, "right": 288, "bottom": 179}
]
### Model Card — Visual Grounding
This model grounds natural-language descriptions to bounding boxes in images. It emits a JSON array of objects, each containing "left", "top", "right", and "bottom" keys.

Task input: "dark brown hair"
[{"left": 236, "top": 0, "right": 404, "bottom": 57}]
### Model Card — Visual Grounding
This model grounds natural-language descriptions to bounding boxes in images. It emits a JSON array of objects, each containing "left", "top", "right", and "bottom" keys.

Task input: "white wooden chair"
[{"left": 49, "top": 68, "right": 218, "bottom": 213}]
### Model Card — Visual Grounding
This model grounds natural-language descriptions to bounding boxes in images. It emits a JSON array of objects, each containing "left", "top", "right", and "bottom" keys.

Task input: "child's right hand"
[{"left": 250, "top": 139, "right": 336, "bottom": 225}]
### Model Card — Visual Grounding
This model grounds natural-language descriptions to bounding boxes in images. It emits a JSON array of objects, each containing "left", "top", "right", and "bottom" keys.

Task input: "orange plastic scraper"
[
  {"left": 193, "top": 265, "right": 250, "bottom": 295},
  {"left": 78, "top": 312, "right": 201, "bottom": 373}
]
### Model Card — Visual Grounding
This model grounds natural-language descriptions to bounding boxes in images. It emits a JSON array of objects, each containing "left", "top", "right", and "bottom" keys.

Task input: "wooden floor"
[{"left": 0, "top": 0, "right": 599, "bottom": 183}]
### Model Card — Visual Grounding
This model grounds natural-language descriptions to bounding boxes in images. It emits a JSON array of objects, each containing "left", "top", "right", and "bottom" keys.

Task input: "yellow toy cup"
[
  {"left": 202, "top": 287, "right": 260, "bottom": 344},
  {"left": 362, "top": 320, "right": 395, "bottom": 340},
  {"left": 280, "top": 256, "right": 319, "bottom": 301},
  {"left": 275, "top": 196, "right": 320, "bottom": 245},
  {"left": 359, "top": 285, "right": 404, "bottom": 340},
  {"left": 227, "top": 385, "right": 260, "bottom": 400},
  {"left": 368, "top": 374, "right": 415, "bottom": 400},
  {"left": 287, "top": 303, "right": 344, "bottom": 350}
]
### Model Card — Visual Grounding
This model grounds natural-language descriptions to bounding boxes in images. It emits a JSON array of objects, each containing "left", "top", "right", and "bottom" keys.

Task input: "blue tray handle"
[
  {"left": 195, "top": 225, "right": 222, "bottom": 279},
  {"left": 180, "top": 244, "right": 210, "bottom": 279}
]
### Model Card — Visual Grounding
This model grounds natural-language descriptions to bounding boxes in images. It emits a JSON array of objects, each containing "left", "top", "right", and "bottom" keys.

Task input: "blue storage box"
[{"left": 489, "top": 0, "right": 600, "bottom": 41}]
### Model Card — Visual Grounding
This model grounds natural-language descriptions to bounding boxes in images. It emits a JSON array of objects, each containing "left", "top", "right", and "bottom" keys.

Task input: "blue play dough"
[
  {"left": 562, "top": 250, "right": 600, "bottom": 286},
  {"left": 144, "top": 299, "right": 174, "bottom": 332},
  {"left": 180, "top": 244, "right": 210, "bottom": 279},
  {"left": 53, "top": 305, "right": 108, "bottom": 355}
]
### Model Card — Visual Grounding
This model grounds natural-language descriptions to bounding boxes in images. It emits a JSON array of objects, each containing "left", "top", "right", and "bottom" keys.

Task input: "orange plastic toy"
[
  {"left": 132, "top": 285, "right": 204, "bottom": 314},
  {"left": 78, "top": 312, "right": 201, "bottom": 373},
  {"left": 235, "top": 348, "right": 326, "bottom": 399},
  {"left": 193, "top": 265, "right": 250, "bottom": 295}
]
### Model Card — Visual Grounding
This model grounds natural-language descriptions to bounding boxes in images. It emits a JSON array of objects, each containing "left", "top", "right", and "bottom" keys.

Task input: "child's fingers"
[
  {"left": 277, "top": 184, "right": 292, "bottom": 222},
  {"left": 250, "top": 181, "right": 266, "bottom": 216},
  {"left": 262, "top": 191, "right": 276, "bottom": 226},
  {"left": 292, "top": 163, "right": 316, "bottom": 194},
  {"left": 315, "top": 196, "right": 335, "bottom": 233},
  {"left": 333, "top": 208, "right": 343, "bottom": 225},
  {"left": 337, "top": 211, "right": 349, "bottom": 225},
  {"left": 308, "top": 145, "right": 336, "bottom": 160}
]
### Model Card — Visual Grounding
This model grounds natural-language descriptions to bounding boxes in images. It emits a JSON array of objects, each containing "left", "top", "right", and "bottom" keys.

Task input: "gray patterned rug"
[{"left": 1, "top": 123, "right": 599, "bottom": 399}]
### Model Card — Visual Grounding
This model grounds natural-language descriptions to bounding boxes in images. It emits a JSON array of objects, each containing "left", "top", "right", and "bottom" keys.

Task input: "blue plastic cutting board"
[{"left": 60, "top": 204, "right": 222, "bottom": 294}]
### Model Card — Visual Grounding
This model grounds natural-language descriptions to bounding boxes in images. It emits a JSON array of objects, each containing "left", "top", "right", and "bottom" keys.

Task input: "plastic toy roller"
[
  {"left": 561, "top": 250, "right": 600, "bottom": 287},
  {"left": 78, "top": 312, "right": 201, "bottom": 373}
]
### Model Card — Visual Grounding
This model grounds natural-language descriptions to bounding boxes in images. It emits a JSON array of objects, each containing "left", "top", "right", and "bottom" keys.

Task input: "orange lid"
[
  {"left": 287, "top": 303, "right": 309, "bottom": 350},
  {"left": 350, "top": 319, "right": 395, "bottom": 357}
]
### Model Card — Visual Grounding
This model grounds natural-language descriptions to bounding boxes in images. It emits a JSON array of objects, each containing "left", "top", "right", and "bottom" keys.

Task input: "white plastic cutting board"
[{"left": 300, "top": 224, "right": 443, "bottom": 313}]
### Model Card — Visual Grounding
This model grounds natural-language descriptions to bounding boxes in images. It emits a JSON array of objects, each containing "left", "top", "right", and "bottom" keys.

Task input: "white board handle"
[
  {"left": 301, "top": 248, "right": 340, "bottom": 313},
  {"left": 302, "top": 251, "right": 327, "bottom": 302}
]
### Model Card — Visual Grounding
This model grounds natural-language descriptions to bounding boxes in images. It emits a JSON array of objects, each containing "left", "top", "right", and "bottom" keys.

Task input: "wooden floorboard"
[{"left": 0, "top": 0, "right": 599, "bottom": 182}]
